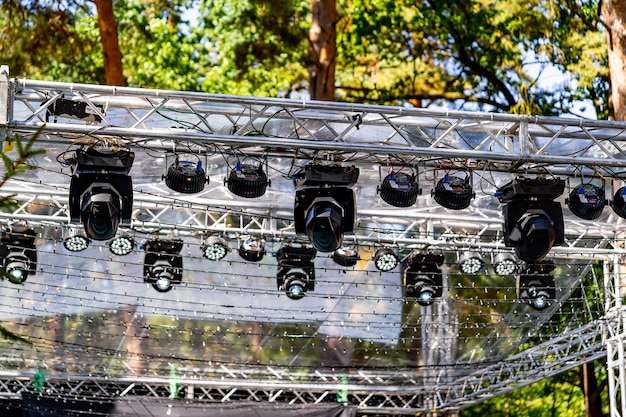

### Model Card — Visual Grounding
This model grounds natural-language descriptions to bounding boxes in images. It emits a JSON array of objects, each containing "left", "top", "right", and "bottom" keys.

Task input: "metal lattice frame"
[{"left": 1, "top": 66, "right": 626, "bottom": 414}]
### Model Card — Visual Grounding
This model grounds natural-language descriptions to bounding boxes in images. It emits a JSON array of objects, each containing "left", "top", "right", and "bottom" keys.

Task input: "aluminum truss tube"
[{"left": 606, "top": 258, "right": 626, "bottom": 417}]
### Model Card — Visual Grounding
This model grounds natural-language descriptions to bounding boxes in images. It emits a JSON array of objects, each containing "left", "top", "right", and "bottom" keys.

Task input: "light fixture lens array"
[
  {"left": 109, "top": 235, "right": 135, "bottom": 256},
  {"left": 64, "top": 235, "right": 90, "bottom": 252}
]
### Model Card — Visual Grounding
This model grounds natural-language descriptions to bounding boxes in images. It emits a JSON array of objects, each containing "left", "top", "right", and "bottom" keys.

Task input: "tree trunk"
[
  {"left": 580, "top": 361, "right": 604, "bottom": 417},
  {"left": 309, "top": 0, "right": 336, "bottom": 101},
  {"left": 602, "top": 0, "right": 626, "bottom": 120},
  {"left": 94, "top": 0, "right": 124, "bottom": 86}
]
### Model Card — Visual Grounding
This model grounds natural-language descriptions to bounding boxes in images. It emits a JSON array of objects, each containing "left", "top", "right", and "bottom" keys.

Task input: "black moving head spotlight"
[
  {"left": 293, "top": 164, "right": 359, "bottom": 252},
  {"left": 517, "top": 260, "right": 556, "bottom": 311},
  {"left": 402, "top": 252, "right": 445, "bottom": 306},
  {"left": 0, "top": 226, "right": 37, "bottom": 284},
  {"left": 69, "top": 146, "right": 134, "bottom": 241},
  {"left": 276, "top": 244, "right": 317, "bottom": 300},
  {"left": 496, "top": 177, "right": 565, "bottom": 264},
  {"left": 143, "top": 239, "right": 184, "bottom": 293}
]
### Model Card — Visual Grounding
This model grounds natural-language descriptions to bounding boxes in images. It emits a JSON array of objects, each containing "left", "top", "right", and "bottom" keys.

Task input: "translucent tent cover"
[{"left": 0, "top": 78, "right": 620, "bottom": 392}]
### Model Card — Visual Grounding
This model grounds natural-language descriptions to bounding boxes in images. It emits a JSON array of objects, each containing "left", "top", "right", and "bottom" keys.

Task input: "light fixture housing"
[
  {"left": 496, "top": 177, "right": 565, "bottom": 264},
  {"left": 293, "top": 164, "right": 359, "bottom": 253},
  {"left": 69, "top": 147, "right": 134, "bottom": 241},
  {"left": 459, "top": 252, "right": 483, "bottom": 275},
  {"left": 611, "top": 186, "right": 626, "bottom": 219},
  {"left": 517, "top": 260, "right": 556, "bottom": 311},
  {"left": 402, "top": 252, "right": 445, "bottom": 306},
  {"left": 143, "top": 239, "right": 184, "bottom": 292},
  {"left": 108, "top": 235, "right": 135, "bottom": 256},
  {"left": 0, "top": 227, "right": 37, "bottom": 284},
  {"left": 566, "top": 183, "right": 606, "bottom": 220},
  {"left": 378, "top": 170, "right": 420, "bottom": 207},
  {"left": 63, "top": 233, "right": 90, "bottom": 252},
  {"left": 373, "top": 247, "right": 399, "bottom": 272},
  {"left": 202, "top": 235, "right": 229, "bottom": 261},
  {"left": 332, "top": 244, "right": 360, "bottom": 267},
  {"left": 276, "top": 244, "right": 317, "bottom": 300},
  {"left": 164, "top": 157, "right": 207, "bottom": 194},
  {"left": 226, "top": 162, "right": 269, "bottom": 198},
  {"left": 493, "top": 252, "right": 518, "bottom": 276},
  {"left": 238, "top": 236, "right": 265, "bottom": 262},
  {"left": 432, "top": 173, "right": 474, "bottom": 210}
]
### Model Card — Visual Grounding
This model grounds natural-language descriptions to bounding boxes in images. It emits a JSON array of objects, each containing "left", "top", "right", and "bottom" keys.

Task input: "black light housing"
[
  {"left": 69, "top": 147, "right": 134, "bottom": 241},
  {"left": 378, "top": 170, "right": 420, "bottom": 207},
  {"left": 0, "top": 227, "right": 37, "bottom": 284},
  {"left": 402, "top": 252, "right": 445, "bottom": 306},
  {"left": 496, "top": 177, "right": 565, "bottom": 264},
  {"left": 293, "top": 164, "right": 359, "bottom": 253},
  {"left": 238, "top": 236, "right": 266, "bottom": 262},
  {"left": 431, "top": 173, "right": 474, "bottom": 210},
  {"left": 332, "top": 244, "right": 360, "bottom": 267},
  {"left": 566, "top": 183, "right": 606, "bottom": 220},
  {"left": 276, "top": 244, "right": 317, "bottom": 300},
  {"left": 611, "top": 186, "right": 626, "bottom": 219},
  {"left": 164, "top": 157, "right": 207, "bottom": 194},
  {"left": 517, "top": 260, "right": 556, "bottom": 311},
  {"left": 226, "top": 162, "right": 269, "bottom": 198},
  {"left": 143, "top": 239, "right": 184, "bottom": 293},
  {"left": 373, "top": 247, "right": 399, "bottom": 272}
]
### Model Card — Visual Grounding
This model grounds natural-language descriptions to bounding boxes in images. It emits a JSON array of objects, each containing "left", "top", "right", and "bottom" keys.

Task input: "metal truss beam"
[{"left": 0, "top": 310, "right": 612, "bottom": 414}]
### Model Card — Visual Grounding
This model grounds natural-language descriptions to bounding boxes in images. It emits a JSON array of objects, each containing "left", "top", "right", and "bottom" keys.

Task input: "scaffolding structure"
[{"left": 0, "top": 65, "right": 625, "bottom": 414}]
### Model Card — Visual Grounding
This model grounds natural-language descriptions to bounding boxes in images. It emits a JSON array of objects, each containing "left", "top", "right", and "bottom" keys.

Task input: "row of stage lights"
[
  {"left": 1, "top": 225, "right": 553, "bottom": 310},
  {"left": 2, "top": 144, "right": 615, "bottom": 311}
]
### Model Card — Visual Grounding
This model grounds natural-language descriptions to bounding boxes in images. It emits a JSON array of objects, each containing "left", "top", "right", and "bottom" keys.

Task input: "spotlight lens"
[
  {"left": 203, "top": 244, "right": 228, "bottom": 261},
  {"left": 417, "top": 290, "right": 434, "bottom": 306},
  {"left": 532, "top": 295, "right": 549, "bottom": 311},
  {"left": 81, "top": 187, "right": 121, "bottom": 241},
  {"left": 515, "top": 212, "right": 555, "bottom": 263},
  {"left": 305, "top": 201, "right": 344, "bottom": 252},
  {"left": 495, "top": 259, "right": 517, "bottom": 276},
  {"left": 153, "top": 276, "right": 173, "bottom": 292},
  {"left": 460, "top": 257, "right": 482, "bottom": 274},
  {"left": 109, "top": 236, "right": 134, "bottom": 256},
  {"left": 64, "top": 235, "right": 90, "bottom": 252},
  {"left": 374, "top": 249, "right": 398, "bottom": 272},
  {"left": 6, "top": 260, "right": 28, "bottom": 284}
]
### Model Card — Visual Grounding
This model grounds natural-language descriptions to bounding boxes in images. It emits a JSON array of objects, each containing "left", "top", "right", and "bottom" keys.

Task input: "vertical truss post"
[
  {"left": 605, "top": 257, "right": 626, "bottom": 417},
  {"left": 0, "top": 65, "right": 9, "bottom": 141}
]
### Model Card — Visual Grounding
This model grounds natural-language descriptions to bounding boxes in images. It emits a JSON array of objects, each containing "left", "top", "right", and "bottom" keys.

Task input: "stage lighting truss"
[
  {"left": 0, "top": 226, "right": 37, "bottom": 284},
  {"left": 238, "top": 235, "right": 266, "bottom": 262},
  {"left": 108, "top": 234, "right": 135, "bottom": 256},
  {"left": 293, "top": 163, "right": 359, "bottom": 253},
  {"left": 276, "top": 244, "right": 317, "bottom": 300},
  {"left": 459, "top": 251, "right": 484, "bottom": 275},
  {"left": 164, "top": 154, "right": 207, "bottom": 194},
  {"left": 377, "top": 167, "right": 421, "bottom": 207},
  {"left": 431, "top": 171, "right": 475, "bottom": 210},
  {"left": 493, "top": 252, "right": 518, "bottom": 276},
  {"left": 402, "top": 252, "right": 445, "bottom": 306},
  {"left": 566, "top": 182, "right": 606, "bottom": 220},
  {"left": 225, "top": 160, "right": 269, "bottom": 198},
  {"left": 496, "top": 176, "right": 565, "bottom": 264},
  {"left": 143, "top": 239, "right": 184, "bottom": 293},
  {"left": 517, "top": 260, "right": 556, "bottom": 311},
  {"left": 68, "top": 146, "right": 134, "bottom": 241},
  {"left": 202, "top": 235, "right": 229, "bottom": 261},
  {"left": 373, "top": 247, "right": 399, "bottom": 272},
  {"left": 332, "top": 244, "right": 360, "bottom": 267}
]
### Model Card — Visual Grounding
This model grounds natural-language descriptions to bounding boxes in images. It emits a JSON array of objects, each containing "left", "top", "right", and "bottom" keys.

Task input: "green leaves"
[{"left": 0, "top": 131, "right": 44, "bottom": 212}]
